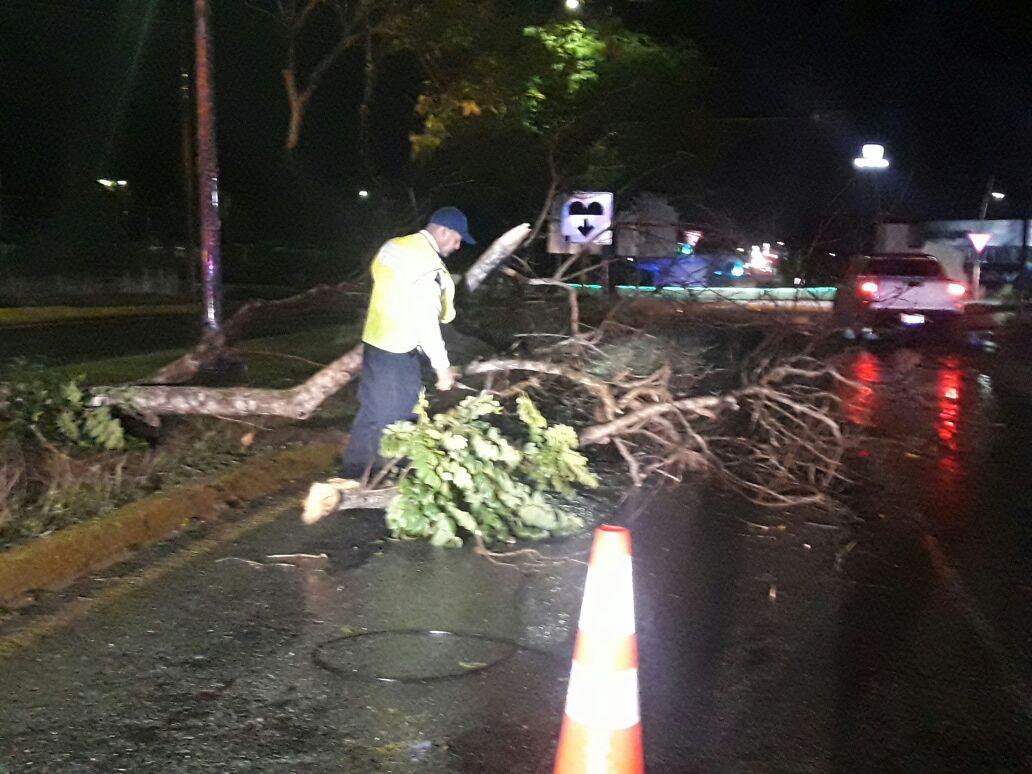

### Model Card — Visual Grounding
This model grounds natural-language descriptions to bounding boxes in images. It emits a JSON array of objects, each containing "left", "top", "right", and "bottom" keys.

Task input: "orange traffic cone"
[{"left": 554, "top": 524, "right": 644, "bottom": 774}]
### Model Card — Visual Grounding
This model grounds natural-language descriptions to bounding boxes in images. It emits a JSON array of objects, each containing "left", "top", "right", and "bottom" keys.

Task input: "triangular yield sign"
[{"left": 967, "top": 232, "right": 992, "bottom": 253}]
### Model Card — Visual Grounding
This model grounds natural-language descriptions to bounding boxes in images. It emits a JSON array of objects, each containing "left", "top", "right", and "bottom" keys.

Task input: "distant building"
[{"left": 614, "top": 195, "right": 680, "bottom": 259}]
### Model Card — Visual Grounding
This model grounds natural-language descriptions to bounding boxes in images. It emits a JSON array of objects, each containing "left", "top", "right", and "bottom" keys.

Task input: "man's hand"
[{"left": 435, "top": 366, "right": 458, "bottom": 391}]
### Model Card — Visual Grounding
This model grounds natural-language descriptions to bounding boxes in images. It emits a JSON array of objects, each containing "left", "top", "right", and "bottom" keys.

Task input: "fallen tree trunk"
[
  {"left": 97, "top": 345, "right": 363, "bottom": 419},
  {"left": 93, "top": 224, "right": 531, "bottom": 415}
]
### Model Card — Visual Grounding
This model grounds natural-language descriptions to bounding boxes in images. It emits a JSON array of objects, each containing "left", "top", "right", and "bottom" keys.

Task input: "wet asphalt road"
[{"left": 0, "top": 340, "right": 1030, "bottom": 772}]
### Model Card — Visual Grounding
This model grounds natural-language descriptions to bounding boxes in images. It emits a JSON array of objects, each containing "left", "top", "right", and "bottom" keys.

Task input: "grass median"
[{"left": 1, "top": 323, "right": 363, "bottom": 551}]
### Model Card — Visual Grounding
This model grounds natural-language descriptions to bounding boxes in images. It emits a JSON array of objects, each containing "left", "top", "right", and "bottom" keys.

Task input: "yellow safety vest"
[{"left": 362, "top": 232, "right": 456, "bottom": 353}]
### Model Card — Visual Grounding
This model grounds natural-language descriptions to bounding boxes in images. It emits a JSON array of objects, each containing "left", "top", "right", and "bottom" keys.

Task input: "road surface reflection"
[{"left": 838, "top": 347, "right": 988, "bottom": 519}]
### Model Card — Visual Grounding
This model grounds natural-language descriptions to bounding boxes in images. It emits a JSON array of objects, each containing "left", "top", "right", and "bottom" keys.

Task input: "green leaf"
[
  {"left": 430, "top": 518, "right": 462, "bottom": 548},
  {"left": 55, "top": 410, "right": 81, "bottom": 443},
  {"left": 518, "top": 503, "right": 557, "bottom": 530},
  {"left": 516, "top": 394, "right": 547, "bottom": 431},
  {"left": 60, "top": 380, "right": 83, "bottom": 407}
]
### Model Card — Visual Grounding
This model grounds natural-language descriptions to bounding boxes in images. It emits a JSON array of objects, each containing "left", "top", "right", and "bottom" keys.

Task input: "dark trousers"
[{"left": 340, "top": 343, "right": 424, "bottom": 478}]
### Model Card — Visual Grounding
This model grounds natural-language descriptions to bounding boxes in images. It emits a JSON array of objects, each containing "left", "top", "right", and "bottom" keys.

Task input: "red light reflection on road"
[
  {"left": 842, "top": 351, "right": 881, "bottom": 427},
  {"left": 936, "top": 358, "right": 962, "bottom": 478}
]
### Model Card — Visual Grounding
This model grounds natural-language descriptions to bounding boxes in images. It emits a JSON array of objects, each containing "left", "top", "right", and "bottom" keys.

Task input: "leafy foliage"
[
  {"left": 0, "top": 360, "right": 126, "bottom": 450},
  {"left": 380, "top": 392, "right": 596, "bottom": 547},
  {"left": 407, "top": 6, "right": 703, "bottom": 210}
]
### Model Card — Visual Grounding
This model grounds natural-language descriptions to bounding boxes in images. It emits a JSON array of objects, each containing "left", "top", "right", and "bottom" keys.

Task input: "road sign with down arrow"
[{"left": 559, "top": 192, "right": 613, "bottom": 245}]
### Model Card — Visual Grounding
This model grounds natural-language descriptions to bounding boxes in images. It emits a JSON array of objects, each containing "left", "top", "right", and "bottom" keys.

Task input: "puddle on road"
[{"left": 313, "top": 629, "right": 524, "bottom": 682}]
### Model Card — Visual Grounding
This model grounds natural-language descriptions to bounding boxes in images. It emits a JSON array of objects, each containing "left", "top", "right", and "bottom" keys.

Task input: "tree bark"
[
  {"left": 336, "top": 487, "right": 396, "bottom": 511},
  {"left": 577, "top": 393, "right": 736, "bottom": 447},
  {"left": 464, "top": 358, "right": 618, "bottom": 419},
  {"left": 463, "top": 223, "right": 531, "bottom": 293},
  {"left": 98, "top": 345, "right": 364, "bottom": 419},
  {"left": 281, "top": 15, "right": 362, "bottom": 153},
  {"left": 283, "top": 70, "right": 309, "bottom": 152}
]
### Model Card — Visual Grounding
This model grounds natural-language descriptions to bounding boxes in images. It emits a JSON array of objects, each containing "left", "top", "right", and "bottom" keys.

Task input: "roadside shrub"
[
  {"left": 380, "top": 392, "right": 597, "bottom": 547},
  {"left": 0, "top": 417, "right": 248, "bottom": 545},
  {"left": 0, "top": 360, "right": 126, "bottom": 451}
]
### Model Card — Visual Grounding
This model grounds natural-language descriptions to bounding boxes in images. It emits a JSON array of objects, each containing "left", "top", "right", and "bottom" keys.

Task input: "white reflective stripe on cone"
[
  {"left": 563, "top": 663, "right": 640, "bottom": 730},
  {"left": 578, "top": 555, "right": 635, "bottom": 638}
]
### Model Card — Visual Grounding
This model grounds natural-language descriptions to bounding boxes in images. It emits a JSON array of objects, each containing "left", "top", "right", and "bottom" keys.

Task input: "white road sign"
[
  {"left": 559, "top": 192, "right": 614, "bottom": 245},
  {"left": 966, "top": 232, "right": 992, "bottom": 254}
]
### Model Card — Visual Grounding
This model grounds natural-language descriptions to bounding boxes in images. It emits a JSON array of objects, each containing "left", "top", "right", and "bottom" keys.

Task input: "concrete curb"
[
  {"left": 0, "top": 304, "right": 197, "bottom": 327},
  {"left": 0, "top": 442, "right": 337, "bottom": 607}
]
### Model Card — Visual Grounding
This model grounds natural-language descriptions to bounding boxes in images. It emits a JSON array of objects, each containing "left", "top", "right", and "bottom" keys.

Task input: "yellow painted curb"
[
  {"left": 0, "top": 304, "right": 197, "bottom": 326},
  {"left": 0, "top": 442, "right": 337, "bottom": 607}
]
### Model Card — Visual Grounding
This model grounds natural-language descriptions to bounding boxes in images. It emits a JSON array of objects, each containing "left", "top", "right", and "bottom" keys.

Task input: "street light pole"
[
  {"left": 979, "top": 175, "right": 996, "bottom": 221},
  {"left": 853, "top": 143, "right": 890, "bottom": 247},
  {"left": 974, "top": 177, "right": 1007, "bottom": 300},
  {"left": 194, "top": 0, "right": 223, "bottom": 335}
]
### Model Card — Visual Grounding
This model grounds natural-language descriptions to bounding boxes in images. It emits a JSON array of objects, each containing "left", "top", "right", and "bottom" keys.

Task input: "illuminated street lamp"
[
  {"left": 358, "top": 189, "right": 370, "bottom": 199},
  {"left": 564, "top": 0, "right": 582, "bottom": 11},
  {"left": 979, "top": 177, "right": 1006, "bottom": 219},
  {"left": 96, "top": 179, "right": 130, "bottom": 231},
  {"left": 853, "top": 143, "right": 889, "bottom": 170},
  {"left": 853, "top": 143, "right": 889, "bottom": 230}
]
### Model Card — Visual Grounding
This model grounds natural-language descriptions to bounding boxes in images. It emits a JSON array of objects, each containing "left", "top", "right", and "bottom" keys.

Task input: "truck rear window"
[{"left": 861, "top": 259, "right": 943, "bottom": 277}]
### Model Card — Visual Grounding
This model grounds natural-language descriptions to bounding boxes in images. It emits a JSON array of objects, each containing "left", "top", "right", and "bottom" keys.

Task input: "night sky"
[
  {"left": 628, "top": 0, "right": 1032, "bottom": 230},
  {"left": 1, "top": 0, "right": 1029, "bottom": 247}
]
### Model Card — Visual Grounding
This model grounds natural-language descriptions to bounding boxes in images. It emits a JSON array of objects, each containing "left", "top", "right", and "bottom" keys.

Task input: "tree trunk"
[
  {"left": 283, "top": 70, "right": 308, "bottom": 152},
  {"left": 97, "top": 345, "right": 364, "bottom": 419}
]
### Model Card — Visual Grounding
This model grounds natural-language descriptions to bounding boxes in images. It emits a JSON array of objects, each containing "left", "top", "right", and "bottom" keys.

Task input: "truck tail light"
[{"left": 859, "top": 280, "right": 879, "bottom": 297}]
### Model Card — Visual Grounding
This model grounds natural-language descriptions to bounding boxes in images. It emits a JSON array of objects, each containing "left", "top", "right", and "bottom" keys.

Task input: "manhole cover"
[{"left": 313, "top": 630, "right": 523, "bottom": 682}]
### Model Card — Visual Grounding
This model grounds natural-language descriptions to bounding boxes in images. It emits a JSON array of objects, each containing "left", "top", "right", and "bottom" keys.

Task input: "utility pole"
[
  {"left": 179, "top": 26, "right": 198, "bottom": 294},
  {"left": 194, "top": 0, "right": 223, "bottom": 334}
]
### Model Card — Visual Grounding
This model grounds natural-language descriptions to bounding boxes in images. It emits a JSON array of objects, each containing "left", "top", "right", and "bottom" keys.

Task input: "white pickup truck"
[{"left": 833, "top": 254, "right": 967, "bottom": 337}]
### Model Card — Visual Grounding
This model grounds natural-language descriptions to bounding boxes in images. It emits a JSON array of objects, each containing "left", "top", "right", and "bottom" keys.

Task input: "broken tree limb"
[
  {"left": 578, "top": 393, "right": 737, "bottom": 446},
  {"left": 463, "top": 223, "right": 532, "bottom": 293},
  {"left": 302, "top": 476, "right": 396, "bottom": 524},
  {"left": 96, "top": 345, "right": 364, "bottom": 418},
  {"left": 463, "top": 358, "right": 619, "bottom": 420}
]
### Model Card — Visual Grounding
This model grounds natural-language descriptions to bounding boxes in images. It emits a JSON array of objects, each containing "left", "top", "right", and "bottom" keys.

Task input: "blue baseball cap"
[{"left": 428, "top": 206, "right": 476, "bottom": 245}]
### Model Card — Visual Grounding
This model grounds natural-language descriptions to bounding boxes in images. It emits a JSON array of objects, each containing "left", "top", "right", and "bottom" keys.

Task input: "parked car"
[{"left": 833, "top": 253, "right": 966, "bottom": 337}]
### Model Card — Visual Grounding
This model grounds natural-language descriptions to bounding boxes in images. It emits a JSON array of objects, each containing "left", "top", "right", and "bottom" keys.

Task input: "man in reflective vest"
[{"left": 339, "top": 206, "right": 475, "bottom": 480}]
